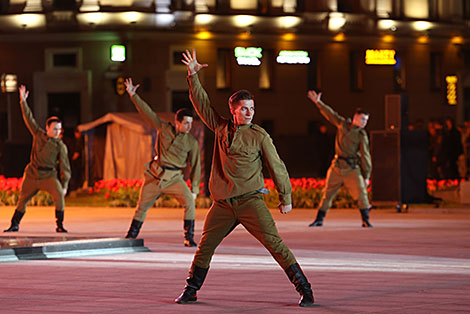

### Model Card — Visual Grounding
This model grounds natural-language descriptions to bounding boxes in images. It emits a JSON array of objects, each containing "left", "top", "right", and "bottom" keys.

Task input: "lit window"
[
  {"left": 230, "top": 0, "right": 257, "bottom": 10},
  {"left": 404, "top": 0, "right": 429, "bottom": 19}
]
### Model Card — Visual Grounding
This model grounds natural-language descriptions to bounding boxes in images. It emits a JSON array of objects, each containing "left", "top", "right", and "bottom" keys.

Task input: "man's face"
[
  {"left": 230, "top": 99, "right": 255, "bottom": 125},
  {"left": 175, "top": 116, "right": 193, "bottom": 133},
  {"left": 46, "top": 122, "right": 62, "bottom": 139},
  {"left": 352, "top": 113, "right": 369, "bottom": 129}
]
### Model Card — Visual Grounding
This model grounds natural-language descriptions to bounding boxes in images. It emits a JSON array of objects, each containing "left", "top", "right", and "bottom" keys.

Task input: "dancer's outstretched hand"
[
  {"left": 19, "top": 85, "right": 29, "bottom": 102},
  {"left": 307, "top": 90, "right": 322, "bottom": 105},
  {"left": 181, "top": 48, "right": 208, "bottom": 76},
  {"left": 124, "top": 78, "right": 140, "bottom": 96}
]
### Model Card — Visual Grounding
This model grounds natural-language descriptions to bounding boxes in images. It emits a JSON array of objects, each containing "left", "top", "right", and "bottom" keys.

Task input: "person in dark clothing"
[
  {"left": 315, "top": 123, "right": 335, "bottom": 178},
  {"left": 442, "top": 117, "right": 463, "bottom": 179},
  {"left": 69, "top": 128, "right": 85, "bottom": 191}
]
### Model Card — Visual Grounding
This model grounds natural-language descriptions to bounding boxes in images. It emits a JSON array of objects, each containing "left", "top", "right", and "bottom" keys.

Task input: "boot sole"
[{"left": 176, "top": 300, "right": 197, "bottom": 304}]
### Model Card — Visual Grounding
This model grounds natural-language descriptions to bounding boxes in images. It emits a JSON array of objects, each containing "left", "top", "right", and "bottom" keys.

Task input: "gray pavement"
[{"left": 1, "top": 205, "right": 470, "bottom": 313}]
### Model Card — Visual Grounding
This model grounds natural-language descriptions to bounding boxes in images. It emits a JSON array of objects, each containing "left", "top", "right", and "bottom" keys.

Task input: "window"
[
  {"left": 217, "top": 48, "right": 232, "bottom": 89},
  {"left": 430, "top": 52, "right": 442, "bottom": 91},
  {"left": 350, "top": 51, "right": 363, "bottom": 92},
  {"left": 307, "top": 51, "right": 320, "bottom": 90},
  {"left": 45, "top": 48, "right": 82, "bottom": 71}
]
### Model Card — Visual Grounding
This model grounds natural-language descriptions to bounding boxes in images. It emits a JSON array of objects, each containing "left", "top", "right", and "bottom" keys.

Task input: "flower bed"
[
  {"left": 1, "top": 175, "right": 461, "bottom": 208},
  {"left": 426, "top": 178, "right": 462, "bottom": 192},
  {"left": 91, "top": 178, "right": 212, "bottom": 208},
  {"left": 90, "top": 177, "right": 362, "bottom": 209},
  {"left": 263, "top": 178, "right": 360, "bottom": 209}
]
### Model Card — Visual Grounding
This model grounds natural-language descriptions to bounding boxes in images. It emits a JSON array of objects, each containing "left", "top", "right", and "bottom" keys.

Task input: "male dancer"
[
  {"left": 307, "top": 90, "right": 372, "bottom": 227},
  {"left": 175, "top": 49, "right": 314, "bottom": 307},
  {"left": 124, "top": 78, "right": 201, "bottom": 247},
  {"left": 4, "top": 85, "right": 71, "bottom": 233}
]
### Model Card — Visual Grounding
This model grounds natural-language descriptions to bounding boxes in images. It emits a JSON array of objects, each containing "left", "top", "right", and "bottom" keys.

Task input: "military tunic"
[
  {"left": 187, "top": 73, "right": 297, "bottom": 270},
  {"left": 130, "top": 94, "right": 201, "bottom": 221},
  {"left": 15, "top": 99, "right": 71, "bottom": 213},
  {"left": 315, "top": 100, "right": 372, "bottom": 211}
]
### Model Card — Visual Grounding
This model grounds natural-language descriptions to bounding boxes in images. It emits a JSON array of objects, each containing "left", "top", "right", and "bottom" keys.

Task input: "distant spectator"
[
  {"left": 441, "top": 117, "right": 463, "bottom": 179},
  {"left": 69, "top": 128, "right": 85, "bottom": 191},
  {"left": 427, "top": 119, "right": 443, "bottom": 179},
  {"left": 314, "top": 123, "right": 335, "bottom": 178},
  {"left": 462, "top": 121, "right": 470, "bottom": 177}
]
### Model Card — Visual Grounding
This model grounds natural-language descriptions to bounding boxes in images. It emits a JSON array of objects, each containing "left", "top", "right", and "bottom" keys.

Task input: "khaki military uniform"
[
  {"left": 315, "top": 100, "right": 372, "bottom": 212},
  {"left": 188, "top": 74, "right": 297, "bottom": 270},
  {"left": 130, "top": 94, "right": 201, "bottom": 222},
  {"left": 15, "top": 99, "right": 71, "bottom": 213}
]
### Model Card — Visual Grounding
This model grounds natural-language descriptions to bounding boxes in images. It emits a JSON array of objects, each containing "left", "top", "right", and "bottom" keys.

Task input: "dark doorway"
[
  {"left": 172, "top": 90, "right": 192, "bottom": 113},
  {"left": 464, "top": 87, "right": 470, "bottom": 121},
  {"left": 48, "top": 92, "right": 81, "bottom": 136}
]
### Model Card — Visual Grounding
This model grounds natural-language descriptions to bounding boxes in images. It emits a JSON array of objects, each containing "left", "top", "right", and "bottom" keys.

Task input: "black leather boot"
[
  {"left": 360, "top": 208, "right": 373, "bottom": 228},
  {"left": 183, "top": 219, "right": 197, "bottom": 247},
  {"left": 308, "top": 210, "right": 326, "bottom": 227},
  {"left": 285, "top": 263, "right": 315, "bottom": 307},
  {"left": 55, "top": 210, "right": 68, "bottom": 233},
  {"left": 175, "top": 265, "right": 209, "bottom": 304},
  {"left": 4, "top": 210, "right": 25, "bottom": 232},
  {"left": 125, "top": 219, "right": 143, "bottom": 238}
]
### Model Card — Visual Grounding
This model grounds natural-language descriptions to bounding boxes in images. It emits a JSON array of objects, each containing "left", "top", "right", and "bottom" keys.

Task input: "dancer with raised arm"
[
  {"left": 174, "top": 49, "right": 314, "bottom": 307},
  {"left": 307, "top": 90, "right": 372, "bottom": 228},
  {"left": 4, "top": 85, "right": 71, "bottom": 233},
  {"left": 124, "top": 78, "right": 201, "bottom": 247}
]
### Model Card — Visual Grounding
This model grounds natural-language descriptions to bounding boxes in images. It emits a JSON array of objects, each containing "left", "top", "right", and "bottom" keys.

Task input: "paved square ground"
[{"left": 1, "top": 205, "right": 469, "bottom": 313}]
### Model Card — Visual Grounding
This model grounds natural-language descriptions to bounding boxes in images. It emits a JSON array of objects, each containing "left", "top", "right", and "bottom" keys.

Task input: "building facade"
[{"left": 0, "top": 0, "right": 469, "bottom": 178}]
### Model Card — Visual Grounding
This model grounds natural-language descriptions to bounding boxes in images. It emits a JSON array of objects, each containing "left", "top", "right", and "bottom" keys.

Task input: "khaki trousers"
[
  {"left": 133, "top": 170, "right": 195, "bottom": 222},
  {"left": 192, "top": 191, "right": 297, "bottom": 270},
  {"left": 318, "top": 164, "right": 370, "bottom": 212},
  {"left": 15, "top": 174, "right": 65, "bottom": 213}
]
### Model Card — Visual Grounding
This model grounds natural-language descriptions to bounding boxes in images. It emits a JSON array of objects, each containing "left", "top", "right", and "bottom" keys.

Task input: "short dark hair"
[
  {"left": 355, "top": 108, "right": 369, "bottom": 116},
  {"left": 229, "top": 89, "right": 254, "bottom": 108},
  {"left": 175, "top": 108, "right": 193, "bottom": 122},
  {"left": 46, "top": 116, "right": 62, "bottom": 127}
]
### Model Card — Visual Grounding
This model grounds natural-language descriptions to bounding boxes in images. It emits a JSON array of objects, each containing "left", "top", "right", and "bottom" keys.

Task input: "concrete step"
[{"left": 0, "top": 236, "right": 149, "bottom": 262}]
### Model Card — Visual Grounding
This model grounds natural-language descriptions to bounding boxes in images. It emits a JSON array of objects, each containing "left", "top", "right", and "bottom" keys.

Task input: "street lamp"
[
  {"left": 1, "top": 73, "right": 17, "bottom": 142},
  {"left": 1, "top": 73, "right": 17, "bottom": 93}
]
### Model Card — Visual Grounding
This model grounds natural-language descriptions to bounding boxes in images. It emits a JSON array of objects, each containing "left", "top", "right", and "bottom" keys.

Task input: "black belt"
[
  {"left": 336, "top": 155, "right": 358, "bottom": 169},
  {"left": 152, "top": 159, "right": 181, "bottom": 171},
  {"left": 37, "top": 166, "right": 54, "bottom": 171},
  {"left": 161, "top": 164, "right": 182, "bottom": 171}
]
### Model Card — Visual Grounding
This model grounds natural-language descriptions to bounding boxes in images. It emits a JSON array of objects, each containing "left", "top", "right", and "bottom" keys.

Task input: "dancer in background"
[
  {"left": 123, "top": 78, "right": 201, "bottom": 247},
  {"left": 4, "top": 85, "right": 71, "bottom": 233},
  {"left": 307, "top": 90, "right": 372, "bottom": 228}
]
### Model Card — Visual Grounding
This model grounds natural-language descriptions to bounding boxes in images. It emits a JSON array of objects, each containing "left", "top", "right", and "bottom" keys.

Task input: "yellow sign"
[
  {"left": 365, "top": 49, "right": 396, "bottom": 65},
  {"left": 446, "top": 75, "right": 457, "bottom": 105}
]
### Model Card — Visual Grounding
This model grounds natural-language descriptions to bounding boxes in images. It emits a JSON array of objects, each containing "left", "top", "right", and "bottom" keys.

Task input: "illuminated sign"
[
  {"left": 111, "top": 44, "right": 126, "bottom": 62},
  {"left": 365, "top": 49, "right": 396, "bottom": 65},
  {"left": 276, "top": 50, "right": 310, "bottom": 64},
  {"left": 0, "top": 73, "right": 17, "bottom": 93},
  {"left": 446, "top": 75, "right": 457, "bottom": 105},
  {"left": 234, "top": 47, "right": 262, "bottom": 66}
]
